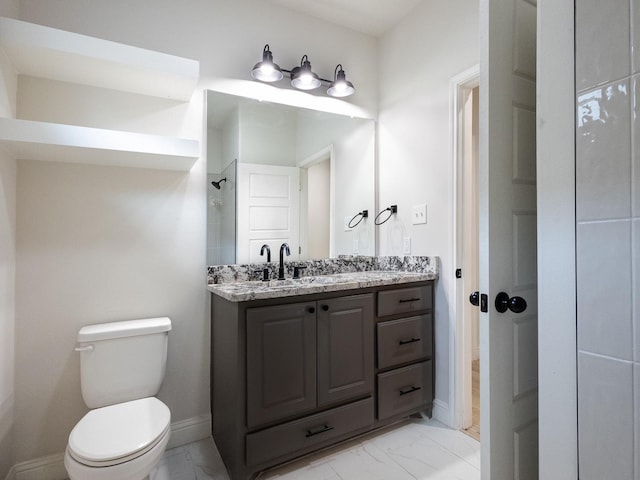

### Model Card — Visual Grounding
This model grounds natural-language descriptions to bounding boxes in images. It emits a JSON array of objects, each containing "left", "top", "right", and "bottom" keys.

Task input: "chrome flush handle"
[{"left": 74, "top": 344, "right": 94, "bottom": 352}]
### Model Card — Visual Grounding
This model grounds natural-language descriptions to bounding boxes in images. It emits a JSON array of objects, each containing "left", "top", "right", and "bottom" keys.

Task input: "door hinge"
[{"left": 455, "top": 268, "right": 462, "bottom": 279}]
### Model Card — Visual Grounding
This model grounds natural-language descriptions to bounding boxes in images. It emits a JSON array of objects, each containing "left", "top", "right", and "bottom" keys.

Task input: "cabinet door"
[
  {"left": 317, "top": 294, "right": 374, "bottom": 407},
  {"left": 246, "top": 302, "right": 316, "bottom": 428}
]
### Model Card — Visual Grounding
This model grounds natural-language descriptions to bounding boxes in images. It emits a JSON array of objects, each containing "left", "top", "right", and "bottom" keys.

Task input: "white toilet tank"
[{"left": 76, "top": 317, "right": 171, "bottom": 409}]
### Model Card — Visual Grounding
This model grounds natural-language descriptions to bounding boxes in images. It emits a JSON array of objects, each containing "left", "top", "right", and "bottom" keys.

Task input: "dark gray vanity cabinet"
[{"left": 210, "top": 281, "right": 433, "bottom": 480}]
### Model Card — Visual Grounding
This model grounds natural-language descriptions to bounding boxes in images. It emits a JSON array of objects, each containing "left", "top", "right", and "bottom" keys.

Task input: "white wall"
[
  {"left": 0, "top": 1, "right": 18, "bottom": 477},
  {"left": 378, "top": 0, "right": 479, "bottom": 419},
  {"left": 239, "top": 103, "right": 297, "bottom": 165},
  {"left": 13, "top": 0, "right": 377, "bottom": 464},
  {"left": 0, "top": 158, "right": 16, "bottom": 478},
  {"left": 296, "top": 115, "right": 376, "bottom": 256},
  {"left": 331, "top": 121, "right": 376, "bottom": 256},
  {"left": 0, "top": 156, "right": 16, "bottom": 480}
]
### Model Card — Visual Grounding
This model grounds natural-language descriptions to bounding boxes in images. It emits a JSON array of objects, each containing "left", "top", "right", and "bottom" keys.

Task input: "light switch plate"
[
  {"left": 403, "top": 237, "right": 411, "bottom": 254},
  {"left": 412, "top": 204, "right": 427, "bottom": 225},
  {"left": 344, "top": 216, "right": 353, "bottom": 231}
]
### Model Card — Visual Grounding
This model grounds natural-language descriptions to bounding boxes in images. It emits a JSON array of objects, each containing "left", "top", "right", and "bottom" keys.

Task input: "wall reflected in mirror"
[
  {"left": 206, "top": 90, "right": 375, "bottom": 265},
  {"left": 207, "top": 160, "right": 236, "bottom": 265}
]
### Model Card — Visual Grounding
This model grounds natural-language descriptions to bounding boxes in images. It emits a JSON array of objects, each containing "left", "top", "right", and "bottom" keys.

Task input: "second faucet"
[{"left": 278, "top": 243, "right": 290, "bottom": 280}]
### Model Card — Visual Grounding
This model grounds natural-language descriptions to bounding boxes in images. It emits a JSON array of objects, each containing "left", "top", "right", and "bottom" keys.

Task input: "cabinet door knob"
[
  {"left": 307, "top": 306, "right": 315, "bottom": 314},
  {"left": 321, "top": 304, "right": 329, "bottom": 311}
]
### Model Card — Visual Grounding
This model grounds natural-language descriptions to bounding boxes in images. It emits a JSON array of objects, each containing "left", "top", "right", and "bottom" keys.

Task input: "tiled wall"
[{"left": 576, "top": 0, "right": 639, "bottom": 477}]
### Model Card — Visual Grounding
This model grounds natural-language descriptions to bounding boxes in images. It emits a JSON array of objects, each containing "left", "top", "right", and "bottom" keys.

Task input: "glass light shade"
[
  {"left": 327, "top": 79, "right": 355, "bottom": 97},
  {"left": 290, "top": 57, "right": 321, "bottom": 90},
  {"left": 291, "top": 71, "right": 321, "bottom": 90},
  {"left": 252, "top": 61, "right": 284, "bottom": 82},
  {"left": 327, "top": 68, "right": 355, "bottom": 97}
]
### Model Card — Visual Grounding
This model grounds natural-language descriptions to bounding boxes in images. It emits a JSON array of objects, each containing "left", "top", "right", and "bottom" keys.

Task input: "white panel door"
[
  {"left": 237, "top": 163, "right": 300, "bottom": 264},
  {"left": 480, "top": 0, "right": 538, "bottom": 478}
]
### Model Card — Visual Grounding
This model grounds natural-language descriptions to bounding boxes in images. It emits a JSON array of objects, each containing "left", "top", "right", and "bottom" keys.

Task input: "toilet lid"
[{"left": 68, "top": 397, "right": 170, "bottom": 464}]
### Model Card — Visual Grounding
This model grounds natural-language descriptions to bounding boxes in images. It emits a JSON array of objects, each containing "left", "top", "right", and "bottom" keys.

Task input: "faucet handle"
[
  {"left": 254, "top": 268, "right": 270, "bottom": 282},
  {"left": 293, "top": 265, "right": 307, "bottom": 279}
]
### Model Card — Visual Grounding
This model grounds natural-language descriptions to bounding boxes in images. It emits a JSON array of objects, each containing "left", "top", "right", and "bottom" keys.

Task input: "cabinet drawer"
[
  {"left": 377, "top": 285, "right": 431, "bottom": 317},
  {"left": 377, "top": 315, "right": 432, "bottom": 369},
  {"left": 246, "top": 397, "right": 374, "bottom": 467},
  {"left": 377, "top": 361, "right": 432, "bottom": 420}
]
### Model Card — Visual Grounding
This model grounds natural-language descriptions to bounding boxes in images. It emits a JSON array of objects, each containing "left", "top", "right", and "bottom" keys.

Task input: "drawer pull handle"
[
  {"left": 399, "top": 337, "right": 421, "bottom": 346},
  {"left": 305, "top": 424, "right": 334, "bottom": 438},
  {"left": 399, "top": 385, "right": 422, "bottom": 396},
  {"left": 398, "top": 297, "right": 421, "bottom": 304}
]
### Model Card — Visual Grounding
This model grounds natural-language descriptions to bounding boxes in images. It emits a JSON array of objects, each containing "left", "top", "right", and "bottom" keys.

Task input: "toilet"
[{"left": 64, "top": 317, "right": 172, "bottom": 480}]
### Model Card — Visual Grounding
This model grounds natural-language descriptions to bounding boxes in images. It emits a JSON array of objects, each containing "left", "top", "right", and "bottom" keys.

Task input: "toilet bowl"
[
  {"left": 64, "top": 397, "right": 170, "bottom": 480},
  {"left": 65, "top": 318, "right": 172, "bottom": 480}
]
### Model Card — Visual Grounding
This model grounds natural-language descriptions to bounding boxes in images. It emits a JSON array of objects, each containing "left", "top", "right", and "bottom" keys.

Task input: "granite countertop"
[{"left": 207, "top": 270, "right": 436, "bottom": 302}]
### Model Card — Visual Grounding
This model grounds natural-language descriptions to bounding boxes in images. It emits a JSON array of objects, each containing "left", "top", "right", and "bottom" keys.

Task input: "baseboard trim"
[
  {"left": 4, "top": 465, "right": 15, "bottom": 480},
  {"left": 6, "top": 414, "right": 212, "bottom": 480},
  {"left": 166, "top": 413, "right": 211, "bottom": 450},
  {"left": 432, "top": 398, "right": 452, "bottom": 427},
  {"left": 13, "top": 454, "right": 66, "bottom": 480}
]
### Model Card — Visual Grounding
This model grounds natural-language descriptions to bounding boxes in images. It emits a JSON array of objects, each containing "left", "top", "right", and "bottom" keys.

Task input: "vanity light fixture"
[
  {"left": 327, "top": 64, "right": 355, "bottom": 98},
  {"left": 250, "top": 44, "right": 356, "bottom": 98},
  {"left": 290, "top": 55, "right": 321, "bottom": 90},
  {"left": 251, "top": 44, "right": 284, "bottom": 82}
]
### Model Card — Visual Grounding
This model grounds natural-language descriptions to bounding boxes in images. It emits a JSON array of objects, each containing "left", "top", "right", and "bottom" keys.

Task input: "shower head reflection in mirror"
[{"left": 211, "top": 177, "right": 227, "bottom": 190}]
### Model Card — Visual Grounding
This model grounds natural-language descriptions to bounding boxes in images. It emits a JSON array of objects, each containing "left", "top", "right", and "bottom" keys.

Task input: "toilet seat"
[{"left": 68, "top": 397, "right": 170, "bottom": 467}]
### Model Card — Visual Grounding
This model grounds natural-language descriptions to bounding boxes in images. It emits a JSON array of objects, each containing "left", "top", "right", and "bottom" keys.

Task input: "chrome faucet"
[
  {"left": 260, "top": 244, "right": 271, "bottom": 262},
  {"left": 278, "top": 243, "right": 290, "bottom": 280}
]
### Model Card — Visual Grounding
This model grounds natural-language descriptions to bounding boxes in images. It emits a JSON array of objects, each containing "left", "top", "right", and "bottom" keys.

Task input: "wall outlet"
[
  {"left": 412, "top": 204, "right": 427, "bottom": 225},
  {"left": 353, "top": 239, "right": 359, "bottom": 254},
  {"left": 403, "top": 237, "right": 411, "bottom": 254}
]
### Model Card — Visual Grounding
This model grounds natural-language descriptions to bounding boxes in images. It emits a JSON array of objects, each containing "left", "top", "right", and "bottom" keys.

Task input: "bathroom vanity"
[{"left": 208, "top": 269, "right": 436, "bottom": 480}]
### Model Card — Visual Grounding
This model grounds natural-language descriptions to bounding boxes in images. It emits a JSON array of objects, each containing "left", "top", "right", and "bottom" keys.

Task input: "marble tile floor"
[{"left": 147, "top": 418, "right": 480, "bottom": 480}]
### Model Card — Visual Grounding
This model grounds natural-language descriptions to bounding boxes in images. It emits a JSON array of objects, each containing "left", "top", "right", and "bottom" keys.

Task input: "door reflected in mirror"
[{"left": 206, "top": 90, "right": 375, "bottom": 265}]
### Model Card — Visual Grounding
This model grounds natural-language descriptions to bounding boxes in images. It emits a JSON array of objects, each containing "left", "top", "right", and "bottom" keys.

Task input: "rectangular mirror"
[{"left": 206, "top": 90, "right": 375, "bottom": 265}]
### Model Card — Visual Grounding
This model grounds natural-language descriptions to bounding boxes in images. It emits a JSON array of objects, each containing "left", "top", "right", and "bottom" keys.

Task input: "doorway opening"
[
  {"left": 451, "top": 65, "right": 480, "bottom": 441},
  {"left": 298, "top": 145, "right": 334, "bottom": 259}
]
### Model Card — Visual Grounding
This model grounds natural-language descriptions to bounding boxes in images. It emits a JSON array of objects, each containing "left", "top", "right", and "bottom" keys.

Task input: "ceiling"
[{"left": 263, "top": 0, "right": 425, "bottom": 37}]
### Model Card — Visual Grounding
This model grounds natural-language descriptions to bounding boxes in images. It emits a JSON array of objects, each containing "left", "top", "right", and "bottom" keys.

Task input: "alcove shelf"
[
  {"left": 0, "top": 17, "right": 201, "bottom": 171},
  {"left": 0, "top": 118, "right": 199, "bottom": 171},
  {"left": 0, "top": 17, "right": 199, "bottom": 101}
]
